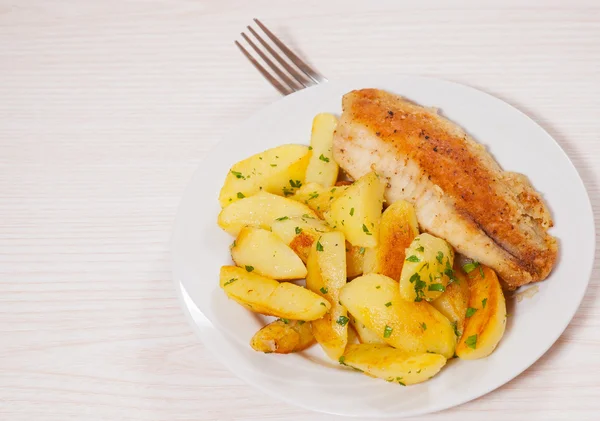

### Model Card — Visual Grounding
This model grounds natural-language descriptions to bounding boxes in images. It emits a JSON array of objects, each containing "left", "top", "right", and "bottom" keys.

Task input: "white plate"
[{"left": 171, "top": 75, "right": 595, "bottom": 417}]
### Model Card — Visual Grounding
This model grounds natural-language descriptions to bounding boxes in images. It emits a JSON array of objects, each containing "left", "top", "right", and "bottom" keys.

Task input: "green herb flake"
[
  {"left": 465, "top": 334, "right": 478, "bottom": 349},
  {"left": 410, "top": 273, "right": 427, "bottom": 302},
  {"left": 223, "top": 278, "right": 237, "bottom": 286},
  {"left": 362, "top": 224, "right": 372, "bottom": 235},
  {"left": 320, "top": 302, "right": 327, "bottom": 307},
  {"left": 270, "top": 164, "right": 277, "bottom": 167},
  {"left": 319, "top": 154, "right": 330, "bottom": 163},
  {"left": 463, "top": 261, "right": 480, "bottom": 273},
  {"left": 359, "top": 247, "right": 365, "bottom": 255},
  {"left": 308, "top": 146, "right": 313, "bottom": 150},
  {"left": 279, "top": 318, "right": 290, "bottom": 324},
  {"left": 338, "top": 356, "right": 346, "bottom": 365},
  {"left": 320, "top": 287, "right": 328, "bottom": 294},
  {"left": 482, "top": 298, "right": 488, "bottom": 308},
  {"left": 383, "top": 325, "right": 393, "bottom": 338},
  {"left": 230, "top": 170, "right": 245, "bottom": 179},
  {"left": 428, "top": 283, "right": 446, "bottom": 292},
  {"left": 385, "top": 302, "right": 392, "bottom": 307},
  {"left": 330, "top": 188, "right": 337, "bottom": 193},
  {"left": 275, "top": 216, "right": 289, "bottom": 221},
  {"left": 308, "top": 192, "right": 319, "bottom": 200},
  {"left": 295, "top": 226, "right": 302, "bottom": 235},
  {"left": 436, "top": 251, "right": 444, "bottom": 264},
  {"left": 236, "top": 192, "right": 245, "bottom": 199},
  {"left": 301, "top": 213, "right": 314, "bottom": 219},
  {"left": 451, "top": 321, "right": 460, "bottom": 337},
  {"left": 416, "top": 369, "right": 422, "bottom": 374},
  {"left": 289, "top": 179, "right": 302, "bottom": 188},
  {"left": 406, "top": 255, "right": 421, "bottom": 262},
  {"left": 282, "top": 187, "right": 294, "bottom": 196},
  {"left": 416, "top": 245, "right": 424, "bottom": 252},
  {"left": 244, "top": 265, "right": 254, "bottom": 272},
  {"left": 316, "top": 241, "right": 324, "bottom": 252},
  {"left": 298, "top": 320, "right": 305, "bottom": 325},
  {"left": 466, "top": 307, "right": 477, "bottom": 318},
  {"left": 350, "top": 207, "right": 355, "bottom": 216},
  {"left": 336, "top": 316, "right": 350, "bottom": 326},
  {"left": 376, "top": 285, "right": 381, "bottom": 289}
]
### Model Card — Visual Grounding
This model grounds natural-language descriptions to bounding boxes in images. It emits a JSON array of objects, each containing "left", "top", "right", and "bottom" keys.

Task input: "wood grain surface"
[{"left": 1, "top": 1, "right": 599, "bottom": 420}]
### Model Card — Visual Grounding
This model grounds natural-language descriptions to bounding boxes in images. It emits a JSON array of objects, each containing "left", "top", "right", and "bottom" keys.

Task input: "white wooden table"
[{"left": 1, "top": 1, "right": 599, "bottom": 420}]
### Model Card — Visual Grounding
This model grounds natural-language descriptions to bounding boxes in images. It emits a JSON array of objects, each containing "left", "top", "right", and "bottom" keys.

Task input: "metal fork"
[{"left": 235, "top": 18, "right": 327, "bottom": 95}]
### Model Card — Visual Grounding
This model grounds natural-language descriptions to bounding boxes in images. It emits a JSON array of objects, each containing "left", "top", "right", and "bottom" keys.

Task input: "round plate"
[{"left": 171, "top": 75, "right": 595, "bottom": 418}]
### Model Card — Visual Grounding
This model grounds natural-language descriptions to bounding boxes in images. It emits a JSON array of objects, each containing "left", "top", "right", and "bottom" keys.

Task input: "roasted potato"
[
  {"left": 350, "top": 316, "right": 386, "bottom": 345},
  {"left": 220, "top": 266, "right": 330, "bottom": 320},
  {"left": 324, "top": 171, "right": 385, "bottom": 248},
  {"left": 432, "top": 265, "right": 470, "bottom": 337},
  {"left": 456, "top": 263, "right": 507, "bottom": 360},
  {"left": 271, "top": 215, "right": 330, "bottom": 262},
  {"left": 231, "top": 227, "right": 307, "bottom": 279},
  {"left": 340, "top": 273, "right": 456, "bottom": 358},
  {"left": 305, "top": 113, "right": 339, "bottom": 187},
  {"left": 363, "top": 200, "right": 419, "bottom": 280},
  {"left": 341, "top": 344, "right": 447, "bottom": 385},
  {"left": 219, "top": 144, "right": 311, "bottom": 207},
  {"left": 250, "top": 319, "right": 315, "bottom": 353},
  {"left": 291, "top": 182, "right": 348, "bottom": 218},
  {"left": 218, "top": 191, "right": 318, "bottom": 236},
  {"left": 399, "top": 233, "right": 455, "bottom": 302},
  {"left": 345, "top": 243, "right": 365, "bottom": 278},
  {"left": 306, "top": 231, "right": 348, "bottom": 360}
]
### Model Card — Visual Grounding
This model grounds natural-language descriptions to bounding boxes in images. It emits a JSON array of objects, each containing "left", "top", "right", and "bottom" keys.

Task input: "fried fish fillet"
[{"left": 333, "top": 89, "right": 557, "bottom": 289}]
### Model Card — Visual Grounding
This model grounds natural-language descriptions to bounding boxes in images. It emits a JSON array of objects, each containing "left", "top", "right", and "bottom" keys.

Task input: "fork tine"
[
  {"left": 235, "top": 41, "right": 292, "bottom": 96},
  {"left": 247, "top": 26, "right": 312, "bottom": 88},
  {"left": 254, "top": 18, "right": 327, "bottom": 84},
  {"left": 241, "top": 33, "right": 303, "bottom": 92}
]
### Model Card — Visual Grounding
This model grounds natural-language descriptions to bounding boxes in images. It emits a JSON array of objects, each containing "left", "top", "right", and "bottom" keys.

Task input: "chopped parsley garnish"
[
  {"left": 463, "top": 261, "right": 480, "bottom": 273},
  {"left": 338, "top": 356, "right": 346, "bottom": 365},
  {"left": 308, "top": 192, "right": 319, "bottom": 200},
  {"left": 466, "top": 307, "right": 477, "bottom": 317},
  {"left": 406, "top": 255, "right": 421, "bottom": 262},
  {"left": 336, "top": 316, "right": 349, "bottom": 326},
  {"left": 482, "top": 298, "right": 488, "bottom": 308},
  {"left": 244, "top": 265, "right": 254, "bottom": 272},
  {"left": 223, "top": 278, "right": 237, "bottom": 286},
  {"left": 319, "top": 154, "right": 330, "bottom": 163},
  {"left": 231, "top": 240, "right": 236, "bottom": 248},
  {"left": 320, "top": 302, "right": 327, "bottom": 306},
  {"left": 308, "top": 146, "right": 313, "bottom": 150},
  {"left": 320, "top": 287, "right": 328, "bottom": 294},
  {"left": 421, "top": 322, "right": 427, "bottom": 330},
  {"left": 375, "top": 285, "right": 381, "bottom": 289},
  {"left": 410, "top": 273, "right": 427, "bottom": 301},
  {"left": 436, "top": 251, "right": 444, "bottom": 264},
  {"left": 383, "top": 325, "right": 393, "bottom": 338},
  {"left": 298, "top": 320, "right": 305, "bottom": 325},
  {"left": 385, "top": 302, "right": 392, "bottom": 307},
  {"left": 416, "top": 245, "right": 424, "bottom": 252},
  {"left": 270, "top": 164, "right": 277, "bottom": 167},
  {"left": 428, "top": 283, "right": 446, "bottom": 292},
  {"left": 316, "top": 241, "right": 324, "bottom": 252},
  {"left": 349, "top": 207, "right": 355, "bottom": 216},
  {"left": 295, "top": 226, "right": 302, "bottom": 235},
  {"left": 275, "top": 216, "right": 289, "bottom": 221},
  {"left": 362, "top": 224, "right": 372, "bottom": 235},
  {"left": 465, "top": 334, "right": 478, "bottom": 349},
  {"left": 279, "top": 318, "right": 290, "bottom": 324},
  {"left": 330, "top": 188, "right": 336, "bottom": 193},
  {"left": 301, "top": 213, "right": 314, "bottom": 219},
  {"left": 230, "top": 170, "right": 245, "bottom": 179},
  {"left": 282, "top": 187, "right": 294, "bottom": 196},
  {"left": 359, "top": 247, "right": 365, "bottom": 255},
  {"left": 236, "top": 192, "right": 245, "bottom": 199},
  {"left": 289, "top": 179, "right": 302, "bottom": 188},
  {"left": 451, "top": 321, "right": 460, "bottom": 337}
]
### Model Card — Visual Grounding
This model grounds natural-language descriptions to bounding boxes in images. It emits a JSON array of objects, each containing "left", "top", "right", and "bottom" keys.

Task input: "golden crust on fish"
[{"left": 333, "top": 89, "right": 557, "bottom": 288}]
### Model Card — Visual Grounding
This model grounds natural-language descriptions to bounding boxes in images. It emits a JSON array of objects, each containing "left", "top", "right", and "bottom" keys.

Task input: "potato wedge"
[
  {"left": 324, "top": 171, "right": 385, "bottom": 248},
  {"left": 306, "top": 231, "right": 348, "bottom": 360},
  {"left": 305, "top": 113, "right": 339, "bottom": 187},
  {"left": 399, "top": 233, "right": 455, "bottom": 302},
  {"left": 345, "top": 243, "right": 365, "bottom": 278},
  {"left": 231, "top": 227, "right": 307, "bottom": 279},
  {"left": 350, "top": 316, "right": 386, "bottom": 345},
  {"left": 218, "top": 191, "right": 318, "bottom": 236},
  {"left": 291, "top": 182, "right": 348, "bottom": 218},
  {"left": 340, "top": 274, "right": 456, "bottom": 358},
  {"left": 219, "top": 144, "right": 311, "bottom": 207},
  {"left": 432, "top": 265, "right": 470, "bottom": 337},
  {"left": 271, "top": 215, "right": 331, "bottom": 262},
  {"left": 456, "top": 264, "right": 507, "bottom": 360},
  {"left": 250, "top": 319, "right": 315, "bottom": 354},
  {"left": 341, "top": 344, "right": 446, "bottom": 385},
  {"left": 220, "top": 266, "right": 330, "bottom": 320},
  {"left": 363, "top": 200, "right": 419, "bottom": 280}
]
